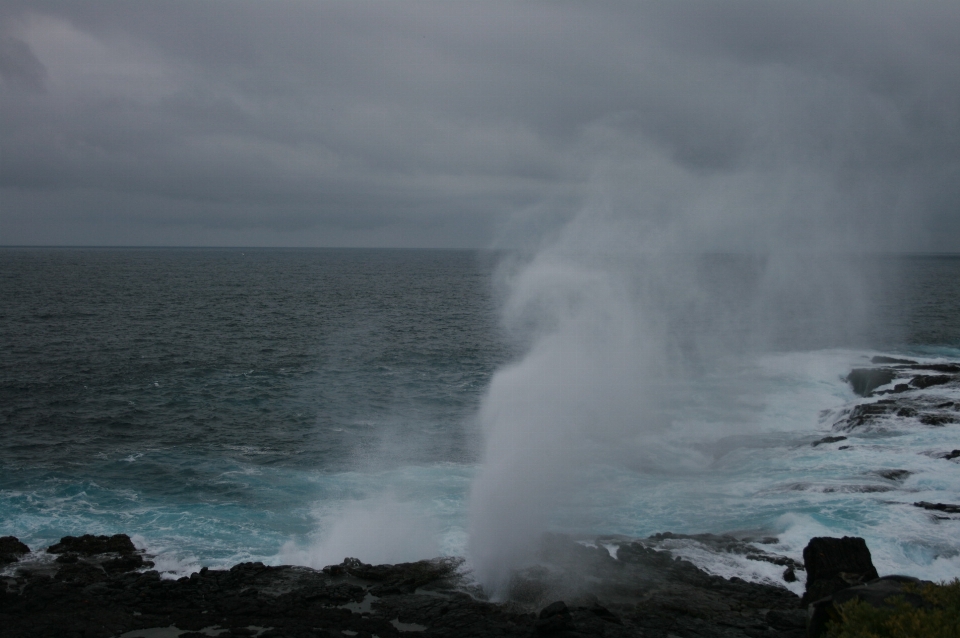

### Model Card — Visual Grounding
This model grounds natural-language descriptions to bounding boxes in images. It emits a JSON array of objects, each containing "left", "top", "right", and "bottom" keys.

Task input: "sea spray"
[
  {"left": 280, "top": 493, "right": 441, "bottom": 569},
  {"left": 466, "top": 163, "right": 887, "bottom": 595},
  {"left": 466, "top": 237, "right": 668, "bottom": 593}
]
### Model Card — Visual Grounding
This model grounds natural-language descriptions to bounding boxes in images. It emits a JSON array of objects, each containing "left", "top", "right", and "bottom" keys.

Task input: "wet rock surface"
[
  {"left": 914, "top": 501, "right": 960, "bottom": 514},
  {"left": 833, "top": 360, "right": 960, "bottom": 432},
  {"left": 800, "top": 536, "right": 879, "bottom": 606},
  {"left": 1, "top": 533, "right": 807, "bottom": 638},
  {"left": 846, "top": 368, "right": 896, "bottom": 397},
  {"left": 0, "top": 536, "right": 31, "bottom": 565}
]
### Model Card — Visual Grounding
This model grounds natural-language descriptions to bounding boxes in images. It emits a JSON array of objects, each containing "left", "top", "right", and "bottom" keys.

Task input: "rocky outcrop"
[
  {"left": 46, "top": 533, "right": 137, "bottom": 556},
  {"left": 842, "top": 359, "right": 959, "bottom": 408},
  {"left": 1, "top": 532, "right": 807, "bottom": 638},
  {"left": 846, "top": 368, "right": 896, "bottom": 397},
  {"left": 811, "top": 435, "right": 847, "bottom": 447},
  {"left": 914, "top": 501, "right": 960, "bottom": 514},
  {"left": 0, "top": 536, "right": 30, "bottom": 565},
  {"left": 801, "top": 536, "right": 879, "bottom": 606},
  {"left": 870, "top": 356, "right": 917, "bottom": 365}
]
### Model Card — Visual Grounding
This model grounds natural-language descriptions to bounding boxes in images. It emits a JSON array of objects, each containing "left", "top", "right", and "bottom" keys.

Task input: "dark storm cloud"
[{"left": 0, "top": 1, "right": 958, "bottom": 248}]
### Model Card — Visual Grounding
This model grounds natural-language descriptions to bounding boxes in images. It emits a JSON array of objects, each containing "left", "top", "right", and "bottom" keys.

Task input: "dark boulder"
[
  {"left": 920, "top": 414, "right": 957, "bottom": 426},
  {"left": 870, "top": 356, "right": 917, "bottom": 365},
  {"left": 322, "top": 555, "right": 463, "bottom": 596},
  {"left": 0, "top": 536, "right": 30, "bottom": 565},
  {"left": 46, "top": 533, "right": 137, "bottom": 556},
  {"left": 801, "top": 536, "right": 879, "bottom": 606},
  {"left": 906, "top": 363, "right": 960, "bottom": 373},
  {"left": 846, "top": 369, "right": 896, "bottom": 397},
  {"left": 910, "top": 375, "right": 952, "bottom": 389},
  {"left": 103, "top": 553, "right": 151, "bottom": 572},
  {"left": 811, "top": 436, "right": 847, "bottom": 447},
  {"left": 942, "top": 449, "right": 960, "bottom": 460},
  {"left": 914, "top": 501, "right": 960, "bottom": 514},
  {"left": 535, "top": 600, "right": 575, "bottom": 636},
  {"left": 836, "top": 401, "right": 897, "bottom": 429},
  {"left": 874, "top": 469, "right": 911, "bottom": 481}
]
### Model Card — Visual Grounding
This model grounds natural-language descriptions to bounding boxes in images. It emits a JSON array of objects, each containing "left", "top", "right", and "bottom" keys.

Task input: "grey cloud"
[
  {"left": 0, "top": 32, "right": 47, "bottom": 92},
  {"left": 0, "top": 1, "right": 957, "bottom": 249}
]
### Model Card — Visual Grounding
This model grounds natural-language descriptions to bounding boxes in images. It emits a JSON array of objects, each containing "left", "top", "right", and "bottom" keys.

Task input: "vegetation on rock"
[{"left": 826, "top": 579, "right": 960, "bottom": 638}]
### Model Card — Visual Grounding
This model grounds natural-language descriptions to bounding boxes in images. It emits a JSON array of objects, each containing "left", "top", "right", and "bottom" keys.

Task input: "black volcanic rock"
[
  {"left": 0, "top": 537, "right": 30, "bottom": 565},
  {"left": 801, "top": 536, "right": 879, "bottom": 606},
  {"left": 905, "top": 363, "right": 960, "bottom": 373},
  {"left": 910, "top": 374, "right": 953, "bottom": 389},
  {"left": 837, "top": 400, "right": 898, "bottom": 429},
  {"left": 870, "top": 356, "right": 918, "bottom": 365},
  {"left": 846, "top": 368, "right": 896, "bottom": 396},
  {"left": 812, "top": 435, "right": 847, "bottom": 447},
  {"left": 47, "top": 533, "right": 137, "bottom": 556},
  {"left": 1, "top": 531, "right": 808, "bottom": 638},
  {"left": 874, "top": 469, "right": 911, "bottom": 481},
  {"left": 920, "top": 413, "right": 957, "bottom": 425},
  {"left": 914, "top": 501, "right": 960, "bottom": 514}
]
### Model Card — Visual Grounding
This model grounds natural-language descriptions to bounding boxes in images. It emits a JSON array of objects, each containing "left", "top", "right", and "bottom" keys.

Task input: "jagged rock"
[
  {"left": 846, "top": 368, "right": 896, "bottom": 396},
  {"left": 535, "top": 600, "right": 574, "bottom": 636},
  {"left": 806, "top": 575, "right": 928, "bottom": 638},
  {"left": 874, "top": 469, "right": 911, "bottom": 481},
  {"left": 942, "top": 449, "right": 960, "bottom": 460},
  {"left": 874, "top": 383, "right": 910, "bottom": 395},
  {"left": 905, "top": 363, "right": 960, "bottom": 373},
  {"left": 46, "top": 533, "right": 137, "bottom": 556},
  {"left": 812, "top": 435, "right": 847, "bottom": 447},
  {"left": 836, "top": 400, "right": 897, "bottom": 429},
  {"left": 801, "top": 536, "right": 879, "bottom": 606},
  {"left": 323, "top": 555, "right": 463, "bottom": 596},
  {"left": 0, "top": 530, "right": 809, "bottom": 638},
  {"left": 0, "top": 537, "right": 30, "bottom": 565},
  {"left": 871, "top": 356, "right": 917, "bottom": 365},
  {"left": 910, "top": 374, "right": 952, "bottom": 389},
  {"left": 914, "top": 501, "right": 960, "bottom": 514},
  {"left": 103, "top": 553, "right": 152, "bottom": 572}
]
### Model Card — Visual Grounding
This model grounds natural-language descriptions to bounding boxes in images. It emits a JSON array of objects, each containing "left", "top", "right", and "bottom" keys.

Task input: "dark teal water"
[
  {"left": 0, "top": 248, "right": 508, "bottom": 568},
  {"left": 1, "top": 249, "right": 958, "bottom": 577}
]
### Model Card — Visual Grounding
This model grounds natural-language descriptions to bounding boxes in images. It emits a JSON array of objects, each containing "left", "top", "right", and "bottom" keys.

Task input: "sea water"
[{"left": 1, "top": 248, "right": 958, "bottom": 593}]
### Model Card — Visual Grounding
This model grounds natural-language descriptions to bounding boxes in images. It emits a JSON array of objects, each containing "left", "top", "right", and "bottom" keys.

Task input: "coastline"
[{"left": 1, "top": 532, "right": 808, "bottom": 638}]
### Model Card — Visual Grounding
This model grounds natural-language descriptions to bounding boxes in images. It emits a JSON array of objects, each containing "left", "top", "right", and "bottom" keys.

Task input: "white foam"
[{"left": 281, "top": 491, "right": 443, "bottom": 569}]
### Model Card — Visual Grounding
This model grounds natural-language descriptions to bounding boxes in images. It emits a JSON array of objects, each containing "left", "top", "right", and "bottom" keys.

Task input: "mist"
[{"left": 466, "top": 125, "right": 892, "bottom": 593}]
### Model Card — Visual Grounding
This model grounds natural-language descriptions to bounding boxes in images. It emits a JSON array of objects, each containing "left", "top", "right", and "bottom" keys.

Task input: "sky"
[{"left": 1, "top": 0, "right": 958, "bottom": 250}]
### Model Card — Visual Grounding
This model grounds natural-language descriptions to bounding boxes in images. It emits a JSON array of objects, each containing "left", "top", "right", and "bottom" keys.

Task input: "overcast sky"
[{"left": 1, "top": 0, "right": 958, "bottom": 249}]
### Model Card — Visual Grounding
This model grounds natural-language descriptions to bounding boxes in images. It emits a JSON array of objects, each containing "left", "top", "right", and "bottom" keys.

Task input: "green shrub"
[{"left": 825, "top": 579, "right": 960, "bottom": 638}]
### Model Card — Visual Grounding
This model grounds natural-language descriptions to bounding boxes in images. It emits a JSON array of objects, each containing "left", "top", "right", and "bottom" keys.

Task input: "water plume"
[{"left": 467, "top": 137, "right": 885, "bottom": 595}]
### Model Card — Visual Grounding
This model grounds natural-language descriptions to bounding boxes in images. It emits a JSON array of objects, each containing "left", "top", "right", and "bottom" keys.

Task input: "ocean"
[{"left": 1, "top": 248, "right": 958, "bottom": 595}]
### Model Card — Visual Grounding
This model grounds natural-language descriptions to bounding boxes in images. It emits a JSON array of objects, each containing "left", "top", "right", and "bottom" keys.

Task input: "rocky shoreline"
[
  {"left": 0, "top": 530, "right": 946, "bottom": 638},
  {"left": 2, "top": 531, "right": 939, "bottom": 638},
  {"left": 2, "top": 532, "right": 810, "bottom": 638}
]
